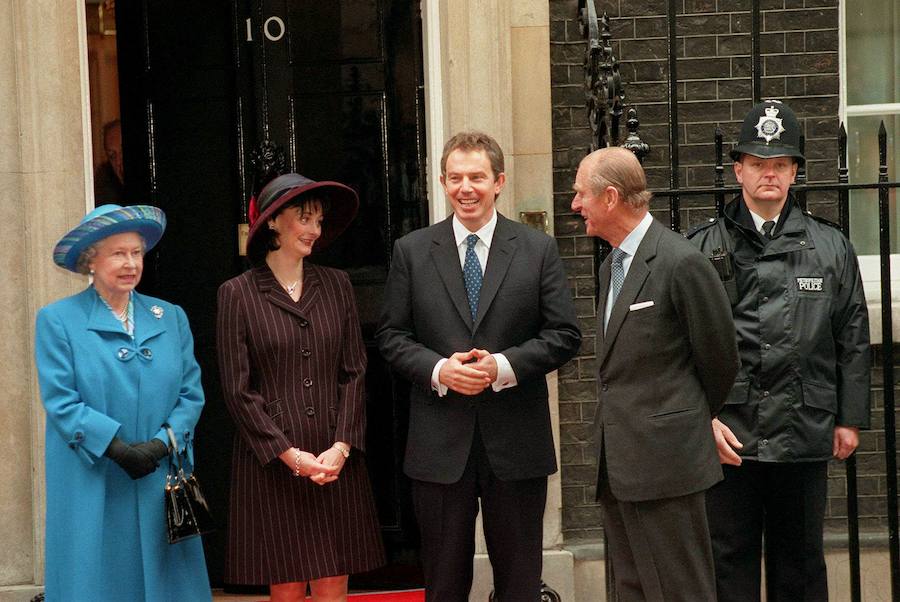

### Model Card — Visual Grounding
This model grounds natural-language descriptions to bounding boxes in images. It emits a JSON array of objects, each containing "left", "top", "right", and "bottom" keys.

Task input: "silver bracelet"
[{"left": 293, "top": 449, "right": 303, "bottom": 477}]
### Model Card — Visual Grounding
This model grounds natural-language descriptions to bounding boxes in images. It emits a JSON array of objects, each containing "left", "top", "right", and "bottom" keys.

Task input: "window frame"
[{"left": 838, "top": 1, "right": 900, "bottom": 343}]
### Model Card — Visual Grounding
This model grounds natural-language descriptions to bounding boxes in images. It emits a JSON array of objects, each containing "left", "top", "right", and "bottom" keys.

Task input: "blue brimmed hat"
[{"left": 53, "top": 204, "right": 167, "bottom": 273}]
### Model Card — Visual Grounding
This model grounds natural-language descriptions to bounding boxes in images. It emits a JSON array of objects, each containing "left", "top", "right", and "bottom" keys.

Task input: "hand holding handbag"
[{"left": 164, "top": 425, "right": 214, "bottom": 544}]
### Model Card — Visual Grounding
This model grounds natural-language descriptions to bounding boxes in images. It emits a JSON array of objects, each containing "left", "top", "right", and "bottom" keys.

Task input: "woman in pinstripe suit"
[{"left": 217, "top": 174, "right": 384, "bottom": 602}]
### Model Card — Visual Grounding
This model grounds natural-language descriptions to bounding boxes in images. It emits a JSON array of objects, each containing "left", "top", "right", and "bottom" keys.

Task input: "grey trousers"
[{"left": 598, "top": 467, "right": 717, "bottom": 602}]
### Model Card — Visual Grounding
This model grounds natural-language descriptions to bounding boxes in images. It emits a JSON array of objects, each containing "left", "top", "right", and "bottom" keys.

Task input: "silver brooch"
[
  {"left": 151, "top": 305, "right": 164, "bottom": 319},
  {"left": 755, "top": 105, "right": 785, "bottom": 143}
]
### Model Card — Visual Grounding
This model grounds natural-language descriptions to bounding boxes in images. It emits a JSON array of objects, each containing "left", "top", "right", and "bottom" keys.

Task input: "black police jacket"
[{"left": 687, "top": 195, "right": 871, "bottom": 462}]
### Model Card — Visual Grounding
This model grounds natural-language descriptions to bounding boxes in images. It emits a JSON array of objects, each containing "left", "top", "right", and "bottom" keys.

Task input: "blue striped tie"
[
  {"left": 610, "top": 248, "right": 626, "bottom": 305},
  {"left": 463, "top": 234, "right": 482, "bottom": 320}
]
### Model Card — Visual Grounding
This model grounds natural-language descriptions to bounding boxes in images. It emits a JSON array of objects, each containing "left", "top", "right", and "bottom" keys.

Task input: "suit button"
[
  {"left": 301, "top": 348, "right": 311, "bottom": 357},
  {"left": 762, "top": 296, "right": 769, "bottom": 303},
  {"left": 601, "top": 384, "right": 609, "bottom": 392},
  {"left": 74, "top": 432, "right": 84, "bottom": 441},
  {"left": 763, "top": 343, "right": 771, "bottom": 350},
  {"left": 761, "top": 439, "right": 768, "bottom": 446},
  {"left": 303, "top": 377, "right": 313, "bottom": 387},
  {"left": 762, "top": 390, "right": 770, "bottom": 397},
  {"left": 299, "top": 319, "right": 309, "bottom": 328},
  {"left": 305, "top": 407, "right": 316, "bottom": 416}
]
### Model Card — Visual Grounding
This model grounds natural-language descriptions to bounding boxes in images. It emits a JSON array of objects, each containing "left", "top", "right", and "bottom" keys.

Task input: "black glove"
[
  {"left": 133, "top": 438, "right": 169, "bottom": 462},
  {"left": 105, "top": 437, "right": 161, "bottom": 480}
]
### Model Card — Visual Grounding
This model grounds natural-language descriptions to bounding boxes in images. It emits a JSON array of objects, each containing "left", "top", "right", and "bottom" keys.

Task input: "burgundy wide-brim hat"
[{"left": 246, "top": 173, "right": 359, "bottom": 254}]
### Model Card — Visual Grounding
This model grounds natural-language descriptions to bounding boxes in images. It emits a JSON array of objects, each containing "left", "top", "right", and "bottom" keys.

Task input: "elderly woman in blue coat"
[{"left": 35, "top": 204, "right": 211, "bottom": 601}]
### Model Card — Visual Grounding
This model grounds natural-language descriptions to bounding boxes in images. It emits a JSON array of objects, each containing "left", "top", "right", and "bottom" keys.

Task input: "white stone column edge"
[
  {"left": 78, "top": 0, "right": 95, "bottom": 212},
  {"left": 422, "top": 0, "right": 447, "bottom": 225}
]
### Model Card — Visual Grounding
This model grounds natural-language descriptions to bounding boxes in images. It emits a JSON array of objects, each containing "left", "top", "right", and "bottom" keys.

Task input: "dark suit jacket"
[
  {"left": 376, "top": 213, "right": 581, "bottom": 484},
  {"left": 593, "top": 218, "right": 739, "bottom": 502}
]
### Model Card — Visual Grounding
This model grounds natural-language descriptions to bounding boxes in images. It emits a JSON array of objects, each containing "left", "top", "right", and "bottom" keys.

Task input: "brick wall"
[{"left": 549, "top": 0, "right": 888, "bottom": 543}]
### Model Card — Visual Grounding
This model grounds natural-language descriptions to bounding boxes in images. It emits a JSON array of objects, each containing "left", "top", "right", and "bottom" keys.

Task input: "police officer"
[{"left": 687, "top": 99, "right": 871, "bottom": 602}]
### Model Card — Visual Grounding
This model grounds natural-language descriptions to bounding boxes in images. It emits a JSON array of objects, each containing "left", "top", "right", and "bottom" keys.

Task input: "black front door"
[{"left": 116, "top": 0, "right": 426, "bottom": 589}]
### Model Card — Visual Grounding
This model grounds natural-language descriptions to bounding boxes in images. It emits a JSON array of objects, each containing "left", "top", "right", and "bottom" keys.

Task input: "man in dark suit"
[
  {"left": 376, "top": 131, "right": 581, "bottom": 601},
  {"left": 571, "top": 147, "right": 739, "bottom": 601}
]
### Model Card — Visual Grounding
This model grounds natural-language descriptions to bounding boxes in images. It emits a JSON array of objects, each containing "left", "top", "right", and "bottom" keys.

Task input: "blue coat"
[{"left": 35, "top": 287, "right": 211, "bottom": 601}]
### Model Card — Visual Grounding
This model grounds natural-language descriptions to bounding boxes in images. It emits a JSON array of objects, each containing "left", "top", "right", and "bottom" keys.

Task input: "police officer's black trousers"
[{"left": 706, "top": 460, "right": 828, "bottom": 602}]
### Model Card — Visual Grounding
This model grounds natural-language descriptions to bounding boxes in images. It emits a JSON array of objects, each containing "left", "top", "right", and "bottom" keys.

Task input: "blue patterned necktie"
[
  {"left": 610, "top": 248, "right": 626, "bottom": 306},
  {"left": 463, "top": 234, "right": 483, "bottom": 320}
]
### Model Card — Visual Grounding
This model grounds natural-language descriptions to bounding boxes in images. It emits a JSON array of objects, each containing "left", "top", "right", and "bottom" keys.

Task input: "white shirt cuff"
[
  {"left": 491, "top": 353, "right": 517, "bottom": 392},
  {"left": 431, "top": 358, "right": 449, "bottom": 397}
]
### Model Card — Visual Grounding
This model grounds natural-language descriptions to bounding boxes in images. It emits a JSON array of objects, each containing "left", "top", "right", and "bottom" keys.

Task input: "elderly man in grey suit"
[
  {"left": 571, "top": 147, "right": 739, "bottom": 601},
  {"left": 377, "top": 131, "right": 581, "bottom": 601}
]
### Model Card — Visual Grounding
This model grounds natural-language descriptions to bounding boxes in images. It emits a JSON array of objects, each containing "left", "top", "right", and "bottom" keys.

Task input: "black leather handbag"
[{"left": 164, "top": 425, "right": 214, "bottom": 544}]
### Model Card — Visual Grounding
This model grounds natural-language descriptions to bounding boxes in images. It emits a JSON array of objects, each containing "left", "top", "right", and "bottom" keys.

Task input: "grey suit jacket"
[
  {"left": 594, "top": 218, "right": 739, "bottom": 502},
  {"left": 376, "top": 213, "right": 581, "bottom": 484}
]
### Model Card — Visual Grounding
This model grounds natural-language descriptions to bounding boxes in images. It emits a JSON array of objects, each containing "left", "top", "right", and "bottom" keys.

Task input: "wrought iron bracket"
[
  {"left": 250, "top": 138, "right": 287, "bottom": 194},
  {"left": 621, "top": 108, "right": 649, "bottom": 163},
  {"left": 578, "top": 0, "right": 648, "bottom": 162}
]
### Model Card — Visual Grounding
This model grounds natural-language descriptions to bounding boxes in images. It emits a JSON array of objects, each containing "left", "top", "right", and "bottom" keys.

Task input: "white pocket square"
[{"left": 629, "top": 300, "right": 655, "bottom": 311}]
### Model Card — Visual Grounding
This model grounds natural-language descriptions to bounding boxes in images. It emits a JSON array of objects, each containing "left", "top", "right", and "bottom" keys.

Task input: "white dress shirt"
[
  {"left": 431, "top": 210, "right": 517, "bottom": 396},
  {"left": 748, "top": 209, "right": 780, "bottom": 236},
  {"left": 605, "top": 211, "right": 654, "bottom": 329}
]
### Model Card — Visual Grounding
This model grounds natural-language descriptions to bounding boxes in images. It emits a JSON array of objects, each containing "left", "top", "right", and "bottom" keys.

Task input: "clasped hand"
[
  {"left": 279, "top": 446, "right": 346, "bottom": 486},
  {"left": 105, "top": 437, "right": 168, "bottom": 480},
  {"left": 439, "top": 349, "right": 498, "bottom": 396}
]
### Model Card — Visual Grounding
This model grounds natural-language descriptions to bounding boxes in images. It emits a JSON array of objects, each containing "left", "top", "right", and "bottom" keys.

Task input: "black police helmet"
[{"left": 730, "top": 99, "right": 805, "bottom": 165}]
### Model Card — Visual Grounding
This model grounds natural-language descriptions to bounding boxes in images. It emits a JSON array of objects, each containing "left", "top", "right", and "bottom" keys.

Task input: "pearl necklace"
[{"left": 98, "top": 290, "right": 134, "bottom": 336}]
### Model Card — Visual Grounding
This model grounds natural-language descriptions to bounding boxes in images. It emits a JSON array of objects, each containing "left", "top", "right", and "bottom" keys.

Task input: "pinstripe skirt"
[{"left": 224, "top": 443, "right": 385, "bottom": 584}]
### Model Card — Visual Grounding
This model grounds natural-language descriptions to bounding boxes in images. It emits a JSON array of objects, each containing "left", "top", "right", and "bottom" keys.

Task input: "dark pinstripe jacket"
[{"left": 217, "top": 263, "right": 383, "bottom": 584}]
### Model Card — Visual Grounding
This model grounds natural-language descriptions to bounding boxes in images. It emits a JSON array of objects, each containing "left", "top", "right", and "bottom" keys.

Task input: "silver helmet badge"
[{"left": 754, "top": 105, "right": 786, "bottom": 143}]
